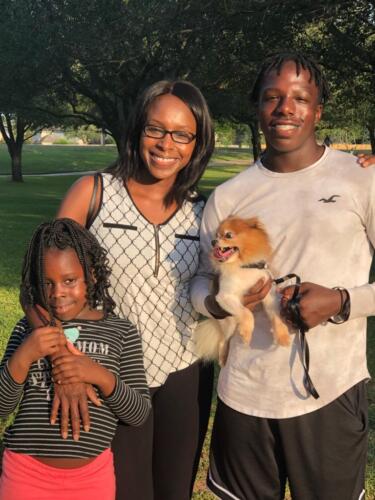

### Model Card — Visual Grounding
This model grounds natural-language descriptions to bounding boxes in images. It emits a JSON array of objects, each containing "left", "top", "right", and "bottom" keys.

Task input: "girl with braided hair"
[{"left": 0, "top": 218, "right": 150, "bottom": 500}]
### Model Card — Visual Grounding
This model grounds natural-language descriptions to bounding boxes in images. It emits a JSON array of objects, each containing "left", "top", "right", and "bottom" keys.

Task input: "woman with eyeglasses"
[{"left": 56, "top": 80, "right": 215, "bottom": 500}]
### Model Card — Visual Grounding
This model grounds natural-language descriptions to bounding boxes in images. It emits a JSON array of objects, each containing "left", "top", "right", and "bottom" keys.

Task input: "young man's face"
[{"left": 257, "top": 60, "right": 323, "bottom": 155}]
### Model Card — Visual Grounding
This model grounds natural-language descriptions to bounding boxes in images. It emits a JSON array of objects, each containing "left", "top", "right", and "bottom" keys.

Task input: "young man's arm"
[
  {"left": 190, "top": 190, "right": 222, "bottom": 317},
  {"left": 281, "top": 169, "right": 375, "bottom": 327}
]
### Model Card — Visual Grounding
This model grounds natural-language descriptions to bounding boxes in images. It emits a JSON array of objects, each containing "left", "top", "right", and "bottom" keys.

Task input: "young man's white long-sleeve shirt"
[{"left": 191, "top": 147, "right": 375, "bottom": 418}]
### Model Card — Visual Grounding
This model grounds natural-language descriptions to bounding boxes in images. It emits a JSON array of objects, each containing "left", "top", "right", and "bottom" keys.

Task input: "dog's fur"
[{"left": 194, "top": 216, "right": 289, "bottom": 366}]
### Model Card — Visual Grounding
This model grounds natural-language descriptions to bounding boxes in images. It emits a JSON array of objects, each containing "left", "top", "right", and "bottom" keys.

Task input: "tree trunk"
[
  {"left": 0, "top": 114, "right": 25, "bottom": 182},
  {"left": 368, "top": 124, "right": 375, "bottom": 154},
  {"left": 10, "top": 144, "right": 23, "bottom": 182},
  {"left": 248, "top": 119, "right": 261, "bottom": 161},
  {"left": 110, "top": 122, "right": 128, "bottom": 161},
  {"left": 100, "top": 128, "right": 105, "bottom": 146}
]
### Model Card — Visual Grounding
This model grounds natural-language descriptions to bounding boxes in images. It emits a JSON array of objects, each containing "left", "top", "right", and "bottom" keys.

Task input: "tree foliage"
[{"left": 0, "top": 0, "right": 374, "bottom": 182}]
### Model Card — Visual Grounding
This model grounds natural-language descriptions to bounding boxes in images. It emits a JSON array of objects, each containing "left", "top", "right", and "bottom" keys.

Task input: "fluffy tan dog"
[{"left": 194, "top": 216, "right": 289, "bottom": 366}]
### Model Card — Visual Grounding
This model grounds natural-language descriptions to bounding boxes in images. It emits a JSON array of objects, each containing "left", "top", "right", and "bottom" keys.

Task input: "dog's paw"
[
  {"left": 277, "top": 332, "right": 290, "bottom": 347},
  {"left": 239, "top": 327, "right": 252, "bottom": 345},
  {"left": 218, "top": 340, "right": 230, "bottom": 367},
  {"left": 273, "top": 316, "right": 290, "bottom": 346}
]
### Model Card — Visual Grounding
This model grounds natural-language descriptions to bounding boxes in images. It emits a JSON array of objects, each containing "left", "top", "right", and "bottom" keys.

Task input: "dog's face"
[{"left": 211, "top": 216, "right": 271, "bottom": 266}]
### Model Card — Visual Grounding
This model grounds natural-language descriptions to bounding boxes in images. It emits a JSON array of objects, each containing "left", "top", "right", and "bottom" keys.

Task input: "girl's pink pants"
[{"left": 0, "top": 448, "right": 115, "bottom": 500}]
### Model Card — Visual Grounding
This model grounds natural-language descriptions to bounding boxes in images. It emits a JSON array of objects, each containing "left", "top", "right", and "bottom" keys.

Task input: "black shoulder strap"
[{"left": 86, "top": 173, "right": 102, "bottom": 229}]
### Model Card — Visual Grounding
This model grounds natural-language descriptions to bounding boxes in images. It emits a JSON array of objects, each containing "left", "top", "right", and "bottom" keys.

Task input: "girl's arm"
[
  {"left": 103, "top": 322, "right": 151, "bottom": 426},
  {"left": 0, "top": 319, "right": 65, "bottom": 418},
  {"left": 0, "top": 319, "right": 28, "bottom": 418},
  {"left": 8, "top": 324, "right": 65, "bottom": 384}
]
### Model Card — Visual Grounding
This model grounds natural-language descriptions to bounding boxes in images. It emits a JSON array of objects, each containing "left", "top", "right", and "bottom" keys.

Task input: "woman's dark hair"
[
  {"left": 20, "top": 218, "right": 116, "bottom": 320},
  {"left": 251, "top": 51, "right": 330, "bottom": 105},
  {"left": 107, "top": 80, "right": 215, "bottom": 207}
]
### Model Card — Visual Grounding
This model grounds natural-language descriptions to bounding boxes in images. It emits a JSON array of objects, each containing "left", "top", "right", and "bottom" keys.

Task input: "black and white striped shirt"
[{"left": 0, "top": 316, "right": 151, "bottom": 458}]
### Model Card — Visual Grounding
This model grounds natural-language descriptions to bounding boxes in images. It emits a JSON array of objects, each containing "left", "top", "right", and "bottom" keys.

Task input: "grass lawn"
[
  {"left": 0, "top": 144, "right": 253, "bottom": 176},
  {"left": 0, "top": 144, "right": 118, "bottom": 175},
  {"left": 0, "top": 145, "right": 374, "bottom": 499}
]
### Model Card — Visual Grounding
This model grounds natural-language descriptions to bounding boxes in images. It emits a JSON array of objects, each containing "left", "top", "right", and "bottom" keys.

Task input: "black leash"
[{"left": 274, "top": 273, "right": 320, "bottom": 399}]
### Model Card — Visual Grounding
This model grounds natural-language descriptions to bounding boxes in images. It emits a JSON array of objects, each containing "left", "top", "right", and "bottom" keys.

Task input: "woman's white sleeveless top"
[{"left": 90, "top": 173, "right": 204, "bottom": 387}]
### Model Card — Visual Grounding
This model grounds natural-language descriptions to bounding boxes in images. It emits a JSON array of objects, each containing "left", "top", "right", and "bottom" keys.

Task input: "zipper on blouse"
[{"left": 153, "top": 224, "right": 160, "bottom": 277}]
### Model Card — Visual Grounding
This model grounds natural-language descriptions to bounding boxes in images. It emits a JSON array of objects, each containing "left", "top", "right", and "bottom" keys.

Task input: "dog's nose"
[{"left": 211, "top": 239, "right": 217, "bottom": 247}]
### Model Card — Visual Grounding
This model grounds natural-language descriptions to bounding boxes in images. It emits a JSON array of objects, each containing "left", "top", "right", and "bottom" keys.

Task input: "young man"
[{"left": 191, "top": 53, "right": 375, "bottom": 500}]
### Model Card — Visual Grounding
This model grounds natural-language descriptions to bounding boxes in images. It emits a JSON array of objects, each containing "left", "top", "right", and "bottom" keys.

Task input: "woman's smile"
[{"left": 140, "top": 94, "right": 196, "bottom": 182}]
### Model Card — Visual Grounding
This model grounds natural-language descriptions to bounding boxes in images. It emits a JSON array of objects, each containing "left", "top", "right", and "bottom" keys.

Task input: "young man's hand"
[
  {"left": 205, "top": 277, "right": 272, "bottom": 318},
  {"left": 280, "top": 282, "right": 342, "bottom": 329},
  {"left": 242, "top": 278, "right": 272, "bottom": 310}
]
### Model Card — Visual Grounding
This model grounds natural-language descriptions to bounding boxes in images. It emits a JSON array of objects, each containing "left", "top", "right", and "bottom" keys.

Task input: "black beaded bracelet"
[{"left": 328, "top": 287, "right": 350, "bottom": 324}]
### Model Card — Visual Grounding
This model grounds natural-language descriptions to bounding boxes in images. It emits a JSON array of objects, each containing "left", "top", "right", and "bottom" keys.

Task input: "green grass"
[
  {"left": 0, "top": 144, "right": 253, "bottom": 176},
  {"left": 0, "top": 144, "right": 118, "bottom": 175},
  {"left": 0, "top": 145, "right": 374, "bottom": 499}
]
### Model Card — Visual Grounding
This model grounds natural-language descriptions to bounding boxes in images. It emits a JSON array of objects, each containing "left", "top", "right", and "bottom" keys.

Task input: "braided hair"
[
  {"left": 20, "top": 218, "right": 116, "bottom": 320},
  {"left": 251, "top": 52, "right": 330, "bottom": 105}
]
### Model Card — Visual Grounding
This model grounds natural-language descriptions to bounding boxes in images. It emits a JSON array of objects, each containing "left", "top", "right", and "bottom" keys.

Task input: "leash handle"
[
  {"left": 274, "top": 273, "right": 320, "bottom": 399},
  {"left": 298, "top": 329, "right": 320, "bottom": 399}
]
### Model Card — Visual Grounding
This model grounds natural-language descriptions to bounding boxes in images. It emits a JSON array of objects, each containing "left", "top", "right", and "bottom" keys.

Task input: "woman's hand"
[
  {"left": 52, "top": 353, "right": 116, "bottom": 398},
  {"left": 357, "top": 154, "right": 375, "bottom": 168},
  {"left": 50, "top": 342, "right": 102, "bottom": 441}
]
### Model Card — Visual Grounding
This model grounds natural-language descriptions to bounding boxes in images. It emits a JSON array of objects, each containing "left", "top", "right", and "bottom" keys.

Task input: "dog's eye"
[{"left": 224, "top": 232, "right": 233, "bottom": 239}]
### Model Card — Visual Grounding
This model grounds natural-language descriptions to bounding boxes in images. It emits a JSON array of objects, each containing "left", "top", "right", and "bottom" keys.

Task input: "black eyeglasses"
[{"left": 143, "top": 125, "right": 196, "bottom": 144}]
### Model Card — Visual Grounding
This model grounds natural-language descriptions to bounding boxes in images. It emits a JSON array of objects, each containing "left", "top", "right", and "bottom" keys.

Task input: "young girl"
[{"left": 0, "top": 218, "right": 151, "bottom": 500}]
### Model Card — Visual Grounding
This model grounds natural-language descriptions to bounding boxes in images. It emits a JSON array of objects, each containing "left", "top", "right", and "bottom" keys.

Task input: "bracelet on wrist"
[{"left": 328, "top": 287, "right": 350, "bottom": 324}]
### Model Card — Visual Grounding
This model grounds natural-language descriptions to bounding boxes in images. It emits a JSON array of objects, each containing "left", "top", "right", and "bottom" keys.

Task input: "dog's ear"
[{"left": 244, "top": 217, "right": 262, "bottom": 229}]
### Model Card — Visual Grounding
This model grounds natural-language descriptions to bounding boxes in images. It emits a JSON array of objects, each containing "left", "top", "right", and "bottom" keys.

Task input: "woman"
[{"left": 57, "top": 80, "right": 215, "bottom": 500}]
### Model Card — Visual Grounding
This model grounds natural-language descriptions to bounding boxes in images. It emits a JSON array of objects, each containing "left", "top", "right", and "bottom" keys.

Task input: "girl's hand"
[
  {"left": 357, "top": 154, "right": 375, "bottom": 168},
  {"left": 52, "top": 353, "right": 116, "bottom": 397},
  {"left": 7, "top": 326, "right": 66, "bottom": 384},
  {"left": 19, "top": 326, "right": 66, "bottom": 364}
]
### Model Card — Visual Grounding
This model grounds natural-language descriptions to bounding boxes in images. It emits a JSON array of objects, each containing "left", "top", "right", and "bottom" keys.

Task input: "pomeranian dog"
[{"left": 194, "top": 216, "right": 289, "bottom": 366}]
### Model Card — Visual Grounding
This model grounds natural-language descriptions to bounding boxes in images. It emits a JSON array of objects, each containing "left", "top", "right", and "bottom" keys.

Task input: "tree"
[
  {"left": 3, "top": 0, "right": 374, "bottom": 176},
  {"left": 20, "top": 0, "right": 302, "bottom": 159},
  {"left": 290, "top": 0, "right": 375, "bottom": 152},
  {"left": 0, "top": 0, "right": 66, "bottom": 181},
  {"left": 0, "top": 114, "right": 41, "bottom": 182}
]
